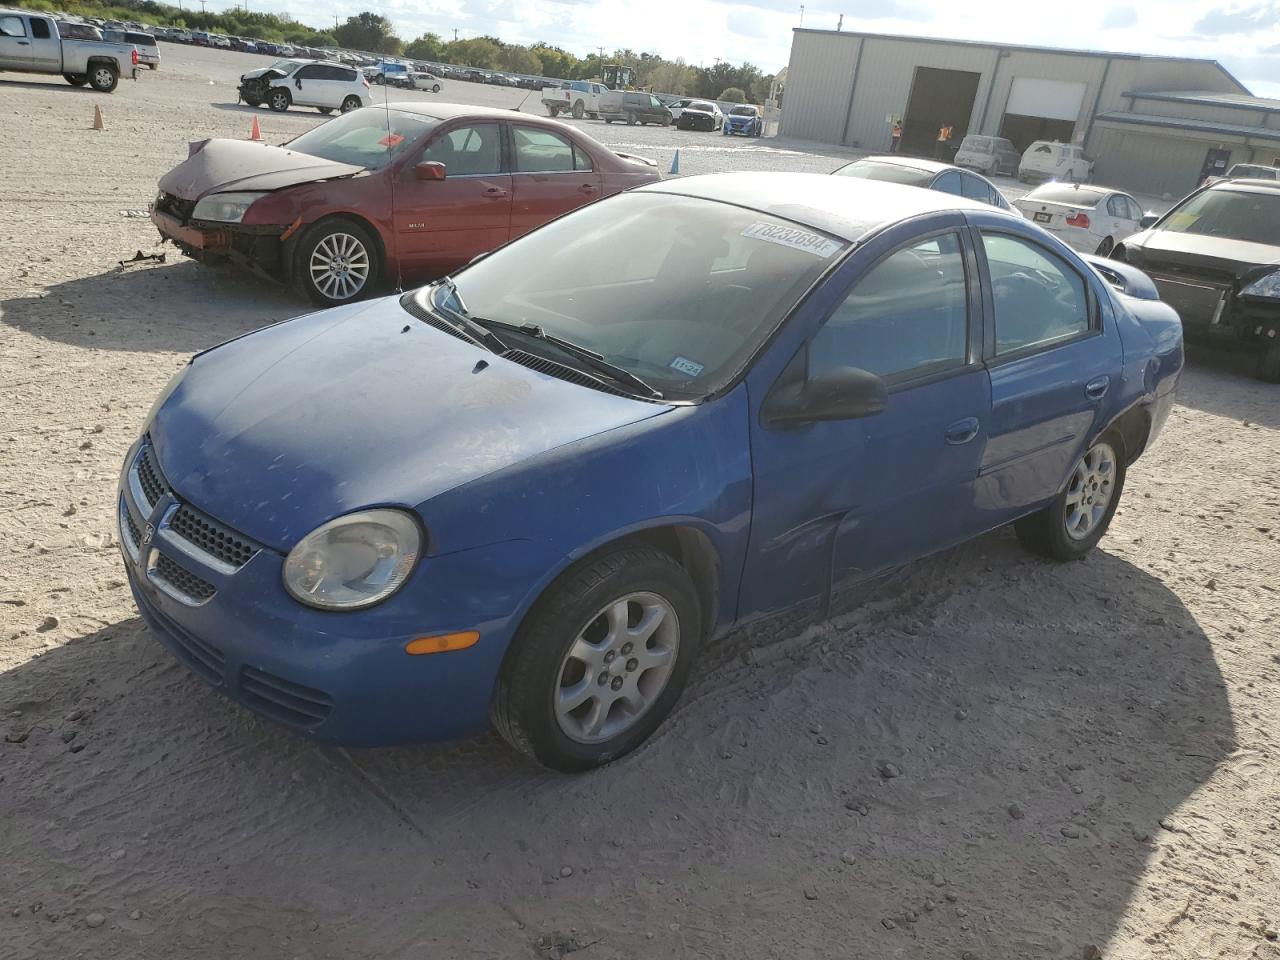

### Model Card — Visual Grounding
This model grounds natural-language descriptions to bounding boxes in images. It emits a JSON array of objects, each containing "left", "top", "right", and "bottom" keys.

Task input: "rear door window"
[
  {"left": 982, "top": 233, "right": 1090, "bottom": 356},
  {"left": 31, "top": 17, "right": 50, "bottom": 38},
  {"left": 933, "top": 171, "right": 964, "bottom": 196},
  {"left": 961, "top": 173, "right": 994, "bottom": 204},
  {"left": 513, "top": 125, "right": 575, "bottom": 173}
]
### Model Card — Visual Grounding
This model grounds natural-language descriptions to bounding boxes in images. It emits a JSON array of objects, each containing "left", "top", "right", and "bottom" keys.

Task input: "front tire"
[
  {"left": 268, "top": 88, "right": 291, "bottom": 112},
  {"left": 88, "top": 63, "right": 118, "bottom": 93},
  {"left": 491, "top": 545, "right": 702, "bottom": 772},
  {"left": 293, "top": 217, "right": 380, "bottom": 307},
  {"left": 572, "top": 99, "right": 584, "bottom": 119},
  {"left": 1258, "top": 340, "right": 1280, "bottom": 383},
  {"left": 340, "top": 95, "right": 362, "bottom": 113},
  {"left": 1015, "top": 433, "right": 1126, "bottom": 561},
  {"left": 626, "top": 111, "right": 637, "bottom": 125},
  {"left": 1094, "top": 236, "right": 1114, "bottom": 256},
  {"left": 432, "top": 83, "right": 440, "bottom": 93}
]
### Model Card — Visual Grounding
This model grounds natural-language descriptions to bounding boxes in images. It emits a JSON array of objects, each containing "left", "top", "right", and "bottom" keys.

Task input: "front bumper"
[
  {"left": 151, "top": 207, "right": 233, "bottom": 257},
  {"left": 678, "top": 116, "right": 716, "bottom": 131},
  {"left": 117, "top": 435, "right": 558, "bottom": 746},
  {"left": 724, "top": 121, "right": 756, "bottom": 136}
]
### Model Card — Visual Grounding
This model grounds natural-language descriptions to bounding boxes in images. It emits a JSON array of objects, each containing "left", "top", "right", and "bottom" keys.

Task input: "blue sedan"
[
  {"left": 119, "top": 173, "right": 1183, "bottom": 771},
  {"left": 723, "top": 105, "right": 762, "bottom": 137}
]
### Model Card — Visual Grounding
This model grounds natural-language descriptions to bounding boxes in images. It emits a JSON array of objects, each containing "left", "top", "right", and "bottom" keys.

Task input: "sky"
[{"left": 263, "top": 0, "right": 1280, "bottom": 97}]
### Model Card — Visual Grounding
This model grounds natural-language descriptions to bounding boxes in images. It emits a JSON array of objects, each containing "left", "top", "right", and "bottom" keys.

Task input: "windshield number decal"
[
  {"left": 669, "top": 356, "right": 705, "bottom": 378},
  {"left": 742, "top": 222, "right": 842, "bottom": 258}
]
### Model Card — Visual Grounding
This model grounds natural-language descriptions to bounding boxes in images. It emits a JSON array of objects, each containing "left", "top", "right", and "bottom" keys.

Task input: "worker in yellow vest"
[{"left": 890, "top": 120, "right": 903, "bottom": 153}]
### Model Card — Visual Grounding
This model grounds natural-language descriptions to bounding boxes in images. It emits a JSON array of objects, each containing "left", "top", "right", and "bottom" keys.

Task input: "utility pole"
[
  {"left": 837, "top": 13, "right": 843, "bottom": 30},
  {"left": 799, "top": 4, "right": 804, "bottom": 26},
  {"left": 198, "top": 0, "right": 206, "bottom": 13},
  {"left": 452, "top": 27, "right": 458, "bottom": 41}
]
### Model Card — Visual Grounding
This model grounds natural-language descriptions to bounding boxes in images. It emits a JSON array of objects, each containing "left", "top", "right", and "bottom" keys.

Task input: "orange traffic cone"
[
  {"left": 249, "top": 115, "right": 262, "bottom": 141},
  {"left": 92, "top": 104, "right": 104, "bottom": 131}
]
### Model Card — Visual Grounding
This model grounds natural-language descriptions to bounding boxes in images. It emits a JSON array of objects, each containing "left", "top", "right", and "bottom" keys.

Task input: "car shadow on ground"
[
  {"left": 1, "top": 259, "right": 309, "bottom": 355},
  {"left": 0, "top": 528, "right": 1233, "bottom": 957},
  {"left": 1174, "top": 343, "right": 1280, "bottom": 429},
  {"left": 0, "top": 78, "right": 104, "bottom": 96}
]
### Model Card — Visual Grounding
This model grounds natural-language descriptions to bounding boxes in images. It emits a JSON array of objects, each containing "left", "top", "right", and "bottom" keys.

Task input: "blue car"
[
  {"left": 724, "top": 105, "right": 762, "bottom": 137},
  {"left": 119, "top": 173, "right": 1182, "bottom": 771}
]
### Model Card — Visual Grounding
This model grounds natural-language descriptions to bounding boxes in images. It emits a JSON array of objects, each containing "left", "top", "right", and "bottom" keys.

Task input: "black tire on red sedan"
[
  {"left": 1015, "top": 432, "right": 1127, "bottom": 561},
  {"left": 491, "top": 545, "right": 702, "bottom": 772},
  {"left": 293, "top": 217, "right": 380, "bottom": 307}
]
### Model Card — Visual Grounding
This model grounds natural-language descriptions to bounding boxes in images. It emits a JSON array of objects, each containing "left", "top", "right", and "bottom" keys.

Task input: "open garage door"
[
  {"left": 901, "top": 66, "right": 981, "bottom": 158},
  {"left": 999, "top": 77, "right": 1086, "bottom": 152}
]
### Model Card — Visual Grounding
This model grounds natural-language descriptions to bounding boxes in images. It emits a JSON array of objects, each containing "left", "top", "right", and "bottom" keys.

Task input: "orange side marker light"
[{"left": 405, "top": 631, "right": 480, "bottom": 655}]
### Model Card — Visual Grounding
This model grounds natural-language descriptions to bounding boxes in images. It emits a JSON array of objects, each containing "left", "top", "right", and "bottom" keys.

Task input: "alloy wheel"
[
  {"left": 1063, "top": 442, "right": 1117, "bottom": 540},
  {"left": 309, "top": 232, "right": 370, "bottom": 301},
  {"left": 554, "top": 592, "right": 680, "bottom": 744}
]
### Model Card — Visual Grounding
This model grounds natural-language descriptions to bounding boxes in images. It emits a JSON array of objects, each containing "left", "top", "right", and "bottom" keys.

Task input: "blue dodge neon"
[
  {"left": 723, "top": 104, "right": 763, "bottom": 137},
  {"left": 119, "top": 173, "right": 1182, "bottom": 771}
]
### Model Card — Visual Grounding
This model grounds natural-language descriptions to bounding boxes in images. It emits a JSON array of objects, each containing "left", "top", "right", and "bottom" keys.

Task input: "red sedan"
[{"left": 150, "top": 104, "right": 661, "bottom": 305}]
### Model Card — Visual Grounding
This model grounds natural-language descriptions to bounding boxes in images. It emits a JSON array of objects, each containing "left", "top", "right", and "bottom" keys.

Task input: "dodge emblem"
[{"left": 142, "top": 522, "right": 155, "bottom": 546}]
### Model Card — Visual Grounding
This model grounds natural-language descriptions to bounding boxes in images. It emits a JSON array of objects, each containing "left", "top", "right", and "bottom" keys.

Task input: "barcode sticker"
[{"left": 742, "top": 222, "right": 842, "bottom": 258}]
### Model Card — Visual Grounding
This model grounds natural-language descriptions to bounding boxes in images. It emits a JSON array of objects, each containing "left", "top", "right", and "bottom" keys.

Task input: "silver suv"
[{"left": 954, "top": 135, "right": 1020, "bottom": 177}]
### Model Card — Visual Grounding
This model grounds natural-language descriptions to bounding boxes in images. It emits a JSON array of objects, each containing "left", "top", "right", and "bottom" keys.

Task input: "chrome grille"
[
  {"left": 121, "top": 498, "right": 141, "bottom": 557},
  {"left": 170, "top": 505, "right": 260, "bottom": 570},
  {"left": 136, "top": 444, "right": 168, "bottom": 511},
  {"left": 153, "top": 553, "right": 216, "bottom": 604}
]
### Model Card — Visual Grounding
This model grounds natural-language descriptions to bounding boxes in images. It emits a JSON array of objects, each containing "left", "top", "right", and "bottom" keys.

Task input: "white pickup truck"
[
  {"left": 0, "top": 8, "right": 139, "bottom": 92},
  {"left": 541, "top": 79, "right": 609, "bottom": 119}
]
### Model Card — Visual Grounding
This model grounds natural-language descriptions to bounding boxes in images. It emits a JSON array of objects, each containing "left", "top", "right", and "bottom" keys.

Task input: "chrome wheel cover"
[
  {"left": 554, "top": 592, "right": 680, "bottom": 744},
  {"left": 309, "top": 231, "right": 370, "bottom": 301},
  {"left": 1064, "top": 441, "right": 1117, "bottom": 540}
]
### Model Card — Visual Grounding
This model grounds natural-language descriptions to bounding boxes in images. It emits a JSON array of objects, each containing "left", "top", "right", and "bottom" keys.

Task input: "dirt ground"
[{"left": 2, "top": 45, "right": 1279, "bottom": 960}]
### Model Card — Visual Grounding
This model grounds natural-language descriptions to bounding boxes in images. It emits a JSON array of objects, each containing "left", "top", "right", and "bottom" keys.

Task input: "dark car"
[
  {"left": 1114, "top": 178, "right": 1280, "bottom": 381},
  {"left": 600, "top": 91, "right": 672, "bottom": 126},
  {"left": 676, "top": 100, "right": 723, "bottom": 131},
  {"left": 124, "top": 172, "right": 1182, "bottom": 771},
  {"left": 150, "top": 103, "right": 660, "bottom": 306},
  {"left": 832, "top": 156, "right": 1013, "bottom": 211}
]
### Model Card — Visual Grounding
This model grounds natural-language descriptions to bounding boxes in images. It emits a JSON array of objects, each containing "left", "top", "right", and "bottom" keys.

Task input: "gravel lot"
[{"left": 2, "top": 43, "right": 1279, "bottom": 960}]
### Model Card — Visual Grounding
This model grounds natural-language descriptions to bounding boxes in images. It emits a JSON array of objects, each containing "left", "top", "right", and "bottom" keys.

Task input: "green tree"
[
  {"left": 719, "top": 86, "right": 747, "bottom": 103},
  {"left": 444, "top": 36, "right": 501, "bottom": 68},
  {"left": 499, "top": 45, "right": 541, "bottom": 75},
  {"left": 405, "top": 31, "right": 444, "bottom": 61},
  {"left": 644, "top": 57, "right": 694, "bottom": 95},
  {"left": 333, "top": 12, "right": 402, "bottom": 54}
]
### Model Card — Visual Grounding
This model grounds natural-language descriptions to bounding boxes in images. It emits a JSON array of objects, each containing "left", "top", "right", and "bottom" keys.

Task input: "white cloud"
[{"left": 255, "top": 0, "right": 1280, "bottom": 91}]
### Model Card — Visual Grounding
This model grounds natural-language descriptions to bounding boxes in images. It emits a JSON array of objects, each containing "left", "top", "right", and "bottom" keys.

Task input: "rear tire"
[
  {"left": 340, "top": 96, "right": 362, "bottom": 113},
  {"left": 1015, "top": 433, "right": 1126, "bottom": 561},
  {"left": 572, "top": 100, "right": 584, "bottom": 119},
  {"left": 64, "top": 73, "right": 88, "bottom": 87},
  {"left": 293, "top": 217, "right": 381, "bottom": 307},
  {"left": 1258, "top": 340, "right": 1280, "bottom": 384},
  {"left": 491, "top": 545, "right": 702, "bottom": 772},
  {"left": 432, "top": 83, "right": 440, "bottom": 93},
  {"left": 88, "top": 63, "right": 118, "bottom": 93},
  {"left": 268, "top": 88, "right": 291, "bottom": 112},
  {"left": 1094, "top": 237, "right": 1114, "bottom": 256},
  {"left": 626, "top": 111, "right": 637, "bottom": 125},
  {"left": 547, "top": 105, "right": 559, "bottom": 117}
]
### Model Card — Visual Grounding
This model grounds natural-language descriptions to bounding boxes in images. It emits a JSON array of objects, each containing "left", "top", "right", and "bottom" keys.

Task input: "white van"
[
  {"left": 953, "top": 135, "right": 1021, "bottom": 177},
  {"left": 1019, "top": 141, "right": 1093, "bottom": 183}
]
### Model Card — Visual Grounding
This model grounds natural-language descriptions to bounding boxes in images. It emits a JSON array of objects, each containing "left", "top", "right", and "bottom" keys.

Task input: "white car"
[
  {"left": 240, "top": 59, "right": 372, "bottom": 115},
  {"left": 1019, "top": 141, "right": 1093, "bottom": 183},
  {"left": 1014, "top": 182, "right": 1145, "bottom": 256},
  {"left": 665, "top": 98, "right": 696, "bottom": 122}
]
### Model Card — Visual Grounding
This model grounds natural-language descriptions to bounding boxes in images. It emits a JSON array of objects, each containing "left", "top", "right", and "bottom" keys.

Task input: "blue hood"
[{"left": 150, "top": 298, "right": 668, "bottom": 552}]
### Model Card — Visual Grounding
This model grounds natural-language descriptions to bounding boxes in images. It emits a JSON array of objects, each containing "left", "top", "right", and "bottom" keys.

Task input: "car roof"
[
  {"left": 1211, "top": 179, "right": 1280, "bottom": 194},
  {"left": 638, "top": 172, "right": 996, "bottom": 242},
  {"left": 850, "top": 155, "right": 955, "bottom": 175},
  {"left": 385, "top": 102, "right": 561, "bottom": 122}
]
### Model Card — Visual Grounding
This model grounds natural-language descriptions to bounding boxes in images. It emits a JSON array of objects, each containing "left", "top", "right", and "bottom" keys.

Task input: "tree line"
[{"left": 34, "top": 0, "right": 775, "bottom": 102}]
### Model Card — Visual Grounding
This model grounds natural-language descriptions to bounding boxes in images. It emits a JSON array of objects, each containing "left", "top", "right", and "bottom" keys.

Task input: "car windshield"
[
  {"left": 1160, "top": 188, "right": 1280, "bottom": 246},
  {"left": 269, "top": 59, "right": 302, "bottom": 75},
  {"left": 833, "top": 160, "right": 933, "bottom": 187},
  {"left": 1029, "top": 185, "right": 1105, "bottom": 205},
  {"left": 413, "top": 192, "right": 848, "bottom": 400},
  {"left": 730, "top": 106, "right": 757, "bottom": 116},
  {"left": 285, "top": 109, "right": 439, "bottom": 169}
]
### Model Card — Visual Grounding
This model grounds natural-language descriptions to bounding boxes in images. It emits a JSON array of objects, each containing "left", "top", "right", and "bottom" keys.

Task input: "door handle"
[
  {"left": 578, "top": 184, "right": 598, "bottom": 194},
  {"left": 1085, "top": 375, "right": 1111, "bottom": 400},
  {"left": 945, "top": 417, "right": 980, "bottom": 445},
  {"left": 483, "top": 187, "right": 508, "bottom": 199},
  {"left": 17, "top": 39, "right": 30, "bottom": 44}
]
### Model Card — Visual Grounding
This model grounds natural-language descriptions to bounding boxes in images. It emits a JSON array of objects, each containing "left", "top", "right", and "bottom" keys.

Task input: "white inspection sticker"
[
  {"left": 742, "top": 222, "right": 842, "bottom": 258},
  {"left": 669, "top": 356, "right": 705, "bottom": 377}
]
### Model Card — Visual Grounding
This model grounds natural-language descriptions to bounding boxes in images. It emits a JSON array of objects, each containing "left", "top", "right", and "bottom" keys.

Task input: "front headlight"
[
  {"left": 1241, "top": 269, "right": 1280, "bottom": 300},
  {"left": 283, "top": 509, "right": 421, "bottom": 610},
  {"left": 191, "top": 191, "right": 266, "bottom": 223}
]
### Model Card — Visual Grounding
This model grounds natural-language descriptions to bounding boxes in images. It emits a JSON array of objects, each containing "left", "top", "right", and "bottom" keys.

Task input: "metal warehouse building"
[{"left": 781, "top": 28, "right": 1280, "bottom": 198}]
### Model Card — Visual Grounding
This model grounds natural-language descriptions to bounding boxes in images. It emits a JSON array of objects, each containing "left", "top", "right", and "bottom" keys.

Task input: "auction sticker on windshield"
[{"left": 742, "top": 222, "right": 842, "bottom": 258}]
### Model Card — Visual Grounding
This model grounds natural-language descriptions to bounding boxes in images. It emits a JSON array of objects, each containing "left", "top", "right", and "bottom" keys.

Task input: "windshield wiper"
[
  {"left": 419, "top": 280, "right": 507, "bottom": 354},
  {"left": 479, "top": 320, "right": 663, "bottom": 400}
]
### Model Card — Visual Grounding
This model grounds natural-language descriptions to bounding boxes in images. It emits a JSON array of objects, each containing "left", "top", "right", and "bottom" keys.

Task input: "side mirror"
[
  {"left": 763, "top": 365, "right": 888, "bottom": 426},
  {"left": 294, "top": 77, "right": 302, "bottom": 89},
  {"left": 415, "top": 161, "right": 446, "bottom": 181},
  {"left": 1138, "top": 214, "right": 1159, "bottom": 229}
]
